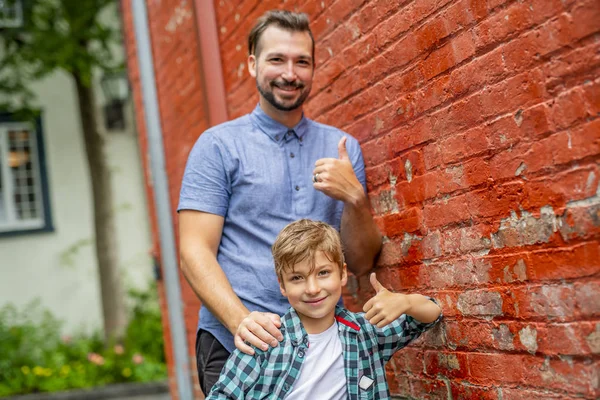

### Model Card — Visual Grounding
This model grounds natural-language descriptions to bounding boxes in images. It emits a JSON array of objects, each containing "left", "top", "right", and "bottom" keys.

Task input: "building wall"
[
  {"left": 122, "top": 0, "right": 600, "bottom": 398},
  {"left": 0, "top": 69, "right": 154, "bottom": 334}
]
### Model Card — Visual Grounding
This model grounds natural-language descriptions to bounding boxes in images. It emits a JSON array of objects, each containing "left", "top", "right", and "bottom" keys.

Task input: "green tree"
[{"left": 0, "top": 0, "right": 127, "bottom": 341}]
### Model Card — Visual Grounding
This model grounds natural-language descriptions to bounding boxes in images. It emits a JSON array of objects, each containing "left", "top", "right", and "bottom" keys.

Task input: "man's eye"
[{"left": 270, "top": 58, "right": 283, "bottom": 62}]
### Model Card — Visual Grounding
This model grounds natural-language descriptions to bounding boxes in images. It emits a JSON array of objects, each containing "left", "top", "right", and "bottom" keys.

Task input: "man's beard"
[{"left": 257, "top": 79, "right": 311, "bottom": 112}]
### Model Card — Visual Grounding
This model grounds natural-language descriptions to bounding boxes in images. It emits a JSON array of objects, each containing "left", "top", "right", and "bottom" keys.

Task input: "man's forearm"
[
  {"left": 340, "top": 192, "right": 382, "bottom": 277},
  {"left": 180, "top": 250, "right": 248, "bottom": 335}
]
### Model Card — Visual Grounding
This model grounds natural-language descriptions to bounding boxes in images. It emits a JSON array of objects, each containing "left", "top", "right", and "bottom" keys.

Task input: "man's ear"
[
  {"left": 341, "top": 263, "right": 348, "bottom": 286},
  {"left": 248, "top": 54, "right": 257, "bottom": 78}
]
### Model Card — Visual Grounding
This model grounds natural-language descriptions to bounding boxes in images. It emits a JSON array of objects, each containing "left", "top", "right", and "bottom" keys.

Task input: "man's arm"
[
  {"left": 179, "top": 210, "right": 282, "bottom": 354},
  {"left": 313, "top": 136, "right": 382, "bottom": 276}
]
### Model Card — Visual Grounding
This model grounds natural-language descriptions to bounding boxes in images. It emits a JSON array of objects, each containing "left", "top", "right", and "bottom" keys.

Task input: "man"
[{"left": 178, "top": 10, "right": 382, "bottom": 395}]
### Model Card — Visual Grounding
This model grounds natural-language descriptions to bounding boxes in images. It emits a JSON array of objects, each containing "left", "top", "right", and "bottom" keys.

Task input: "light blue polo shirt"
[{"left": 178, "top": 104, "right": 366, "bottom": 352}]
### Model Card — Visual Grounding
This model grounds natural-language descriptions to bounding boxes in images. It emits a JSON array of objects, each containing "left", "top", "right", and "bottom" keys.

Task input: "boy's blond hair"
[{"left": 272, "top": 219, "right": 344, "bottom": 280}]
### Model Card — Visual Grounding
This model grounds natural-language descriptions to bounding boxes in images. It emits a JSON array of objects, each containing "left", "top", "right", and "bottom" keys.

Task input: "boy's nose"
[{"left": 305, "top": 278, "right": 320, "bottom": 295}]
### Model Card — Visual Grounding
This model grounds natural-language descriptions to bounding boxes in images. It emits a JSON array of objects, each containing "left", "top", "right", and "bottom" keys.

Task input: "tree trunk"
[{"left": 73, "top": 74, "right": 127, "bottom": 342}]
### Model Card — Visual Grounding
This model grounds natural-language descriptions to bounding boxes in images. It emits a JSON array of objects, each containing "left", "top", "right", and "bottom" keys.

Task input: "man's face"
[
  {"left": 279, "top": 251, "right": 347, "bottom": 332},
  {"left": 248, "top": 26, "right": 314, "bottom": 112}
]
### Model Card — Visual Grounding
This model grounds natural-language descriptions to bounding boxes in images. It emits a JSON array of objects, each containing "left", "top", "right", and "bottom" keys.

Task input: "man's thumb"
[
  {"left": 338, "top": 136, "right": 349, "bottom": 160},
  {"left": 370, "top": 272, "right": 385, "bottom": 293}
]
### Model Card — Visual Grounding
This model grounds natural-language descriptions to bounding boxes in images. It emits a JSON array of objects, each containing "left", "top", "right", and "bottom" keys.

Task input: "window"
[
  {"left": 0, "top": 113, "right": 53, "bottom": 236},
  {"left": 0, "top": 0, "right": 23, "bottom": 28}
]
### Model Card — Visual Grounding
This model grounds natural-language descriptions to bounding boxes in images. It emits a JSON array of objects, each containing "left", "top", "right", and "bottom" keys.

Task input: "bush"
[{"left": 0, "top": 284, "right": 167, "bottom": 397}]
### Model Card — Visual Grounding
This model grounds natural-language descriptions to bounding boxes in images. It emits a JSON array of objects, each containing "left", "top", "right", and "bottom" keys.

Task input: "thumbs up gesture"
[
  {"left": 363, "top": 273, "right": 412, "bottom": 328},
  {"left": 313, "top": 136, "right": 364, "bottom": 203}
]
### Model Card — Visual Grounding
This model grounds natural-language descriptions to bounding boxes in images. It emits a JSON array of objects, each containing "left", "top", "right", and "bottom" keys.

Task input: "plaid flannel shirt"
[{"left": 206, "top": 303, "right": 441, "bottom": 399}]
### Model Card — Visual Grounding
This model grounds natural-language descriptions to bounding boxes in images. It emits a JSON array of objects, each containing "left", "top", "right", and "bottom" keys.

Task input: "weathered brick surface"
[{"left": 123, "top": 0, "right": 600, "bottom": 398}]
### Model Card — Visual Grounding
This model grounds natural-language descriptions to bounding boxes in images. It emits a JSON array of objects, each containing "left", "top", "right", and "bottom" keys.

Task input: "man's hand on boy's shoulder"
[
  {"left": 234, "top": 311, "right": 284, "bottom": 355},
  {"left": 363, "top": 273, "right": 412, "bottom": 328}
]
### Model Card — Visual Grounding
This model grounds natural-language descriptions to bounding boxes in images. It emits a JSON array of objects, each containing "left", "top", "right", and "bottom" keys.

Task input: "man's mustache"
[{"left": 271, "top": 80, "right": 305, "bottom": 90}]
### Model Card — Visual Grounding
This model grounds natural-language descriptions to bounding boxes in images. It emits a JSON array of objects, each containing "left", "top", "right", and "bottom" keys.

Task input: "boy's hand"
[
  {"left": 234, "top": 311, "right": 283, "bottom": 355},
  {"left": 363, "top": 273, "right": 412, "bottom": 328}
]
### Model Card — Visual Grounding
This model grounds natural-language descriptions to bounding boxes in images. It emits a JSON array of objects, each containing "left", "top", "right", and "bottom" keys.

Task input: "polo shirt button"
[
  {"left": 299, "top": 137, "right": 303, "bottom": 142},
  {"left": 275, "top": 135, "right": 280, "bottom": 141},
  {"left": 290, "top": 152, "right": 295, "bottom": 158},
  {"left": 284, "top": 383, "right": 290, "bottom": 391},
  {"left": 295, "top": 185, "right": 300, "bottom": 191},
  {"left": 298, "top": 350, "right": 305, "bottom": 358}
]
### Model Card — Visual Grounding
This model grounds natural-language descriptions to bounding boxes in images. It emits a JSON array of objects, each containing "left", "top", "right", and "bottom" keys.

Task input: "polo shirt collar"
[{"left": 250, "top": 104, "right": 308, "bottom": 143}]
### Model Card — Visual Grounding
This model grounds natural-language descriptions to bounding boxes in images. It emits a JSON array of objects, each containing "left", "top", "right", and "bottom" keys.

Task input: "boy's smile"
[{"left": 279, "top": 251, "right": 347, "bottom": 334}]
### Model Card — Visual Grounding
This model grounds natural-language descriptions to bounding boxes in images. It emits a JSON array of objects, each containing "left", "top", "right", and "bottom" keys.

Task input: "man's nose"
[{"left": 281, "top": 61, "right": 297, "bottom": 81}]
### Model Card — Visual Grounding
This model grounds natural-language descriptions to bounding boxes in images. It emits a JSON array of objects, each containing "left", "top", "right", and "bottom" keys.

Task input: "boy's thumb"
[{"left": 370, "top": 272, "right": 385, "bottom": 293}]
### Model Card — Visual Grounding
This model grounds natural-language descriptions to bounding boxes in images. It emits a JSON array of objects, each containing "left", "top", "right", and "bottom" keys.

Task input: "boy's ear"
[
  {"left": 341, "top": 263, "right": 348, "bottom": 286},
  {"left": 278, "top": 278, "right": 288, "bottom": 297}
]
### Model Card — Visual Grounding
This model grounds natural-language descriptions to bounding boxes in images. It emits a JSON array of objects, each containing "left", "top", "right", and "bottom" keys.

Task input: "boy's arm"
[
  {"left": 363, "top": 273, "right": 442, "bottom": 361},
  {"left": 363, "top": 273, "right": 442, "bottom": 327},
  {"left": 205, "top": 349, "right": 263, "bottom": 399}
]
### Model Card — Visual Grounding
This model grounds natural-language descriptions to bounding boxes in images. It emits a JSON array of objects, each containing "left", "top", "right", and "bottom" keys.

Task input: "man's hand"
[
  {"left": 313, "top": 136, "right": 364, "bottom": 204},
  {"left": 234, "top": 311, "right": 283, "bottom": 355},
  {"left": 363, "top": 273, "right": 412, "bottom": 328}
]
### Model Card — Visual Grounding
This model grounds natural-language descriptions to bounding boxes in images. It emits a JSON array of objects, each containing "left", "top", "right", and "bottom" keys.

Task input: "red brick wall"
[{"left": 123, "top": 0, "right": 600, "bottom": 398}]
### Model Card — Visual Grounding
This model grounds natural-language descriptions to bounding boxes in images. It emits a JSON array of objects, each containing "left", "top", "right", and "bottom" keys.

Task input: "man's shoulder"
[
  {"left": 200, "top": 113, "right": 253, "bottom": 140},
  {"left": 305, "top": 119, "right": 361, "bottom": 145}
]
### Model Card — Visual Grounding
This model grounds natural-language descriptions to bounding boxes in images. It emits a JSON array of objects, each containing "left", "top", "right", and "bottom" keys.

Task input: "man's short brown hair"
[
  {"left": 272, "top": 219, "right": 344, "bottom": 280},
  {"left": 248, "top": 10, "right": 315, "bottom": 59}
]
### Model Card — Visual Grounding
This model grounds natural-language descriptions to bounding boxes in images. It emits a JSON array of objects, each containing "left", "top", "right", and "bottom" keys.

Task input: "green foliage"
[
  {"left": 0, "top": 284, "right": 167, "bottom": 397},
  {"left": 0, "top": 0, "right": 122, "bottom": 111}
]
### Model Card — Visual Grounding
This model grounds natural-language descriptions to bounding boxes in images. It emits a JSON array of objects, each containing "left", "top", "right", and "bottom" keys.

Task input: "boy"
[{"left": 207, "top": 219, "right": 442, "bottom": 399}]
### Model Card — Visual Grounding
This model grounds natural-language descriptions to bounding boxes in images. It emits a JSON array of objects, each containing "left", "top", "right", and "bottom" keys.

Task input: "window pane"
[{"left": 8, "top": 128, "right": 40, "bottom": 223}]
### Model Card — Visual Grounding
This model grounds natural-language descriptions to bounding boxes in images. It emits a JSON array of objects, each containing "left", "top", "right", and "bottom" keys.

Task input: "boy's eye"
[
  {"left": 290, "top": 275, "right": 302, "bottom": 281},
  {"left": 318, "top": 270, "right": 331, "bottom": 276}
]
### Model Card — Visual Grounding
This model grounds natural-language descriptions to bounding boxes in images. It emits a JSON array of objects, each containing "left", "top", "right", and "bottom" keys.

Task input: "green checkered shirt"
[{"left": 206, "top": 303, "right": 441, "bottom": 399}]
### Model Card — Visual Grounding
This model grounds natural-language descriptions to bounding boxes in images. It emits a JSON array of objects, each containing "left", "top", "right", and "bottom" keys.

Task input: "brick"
[
  {"left": 509, "top": 284, "right": 577, "bottom": 320},
  {"left": 426, "top": 257, "right": 493, "bottom": 288},
  {"left": 523, "top": 165, "right": 600, "bottom": 210},
  {"left": 450, "top": 382, "right": 499, "bottom": 400},
  {"left": 424, "top": 350, "right": 469, "bottom": 378},
  {"left": 423, "top": 193, "right": 472, "bottom": 228},
  {"left": 419, "top": 30, "right": 476, "bottom": 81},
  {"left": 575, "top": 280, "right": 600, "bottom": 317},
  {"left": 457, "top": 290, "right": 503, "bottom": 317},
  {"left": 381, "top": 207, "right": 424, "bottom": 236},
  {"left": 439, "top": 126, "right": 489, "bottom": 164}
]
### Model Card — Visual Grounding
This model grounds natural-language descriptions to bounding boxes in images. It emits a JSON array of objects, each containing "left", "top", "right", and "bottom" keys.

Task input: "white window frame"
[
  {"left": 0, "top": 119, "right": 49, "bottom": 234},
  {"left": 0, "top": 0, "right": 23, "bottom": 28}
]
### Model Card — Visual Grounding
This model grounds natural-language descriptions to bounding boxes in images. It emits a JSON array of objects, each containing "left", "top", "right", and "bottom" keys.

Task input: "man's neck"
[{"left": 259, "top": 98, "right": 303, "bottom": 128}]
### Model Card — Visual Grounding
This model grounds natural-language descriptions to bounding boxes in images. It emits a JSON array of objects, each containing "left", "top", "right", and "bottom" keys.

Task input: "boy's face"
[{"left": 279, "top": 251, "right": 347, "bottom": 334}]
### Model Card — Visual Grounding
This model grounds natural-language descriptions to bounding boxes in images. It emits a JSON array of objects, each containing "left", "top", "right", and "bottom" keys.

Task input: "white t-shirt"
[{"left": 285, "top": 321, "right": 347, "bottom": 400}]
